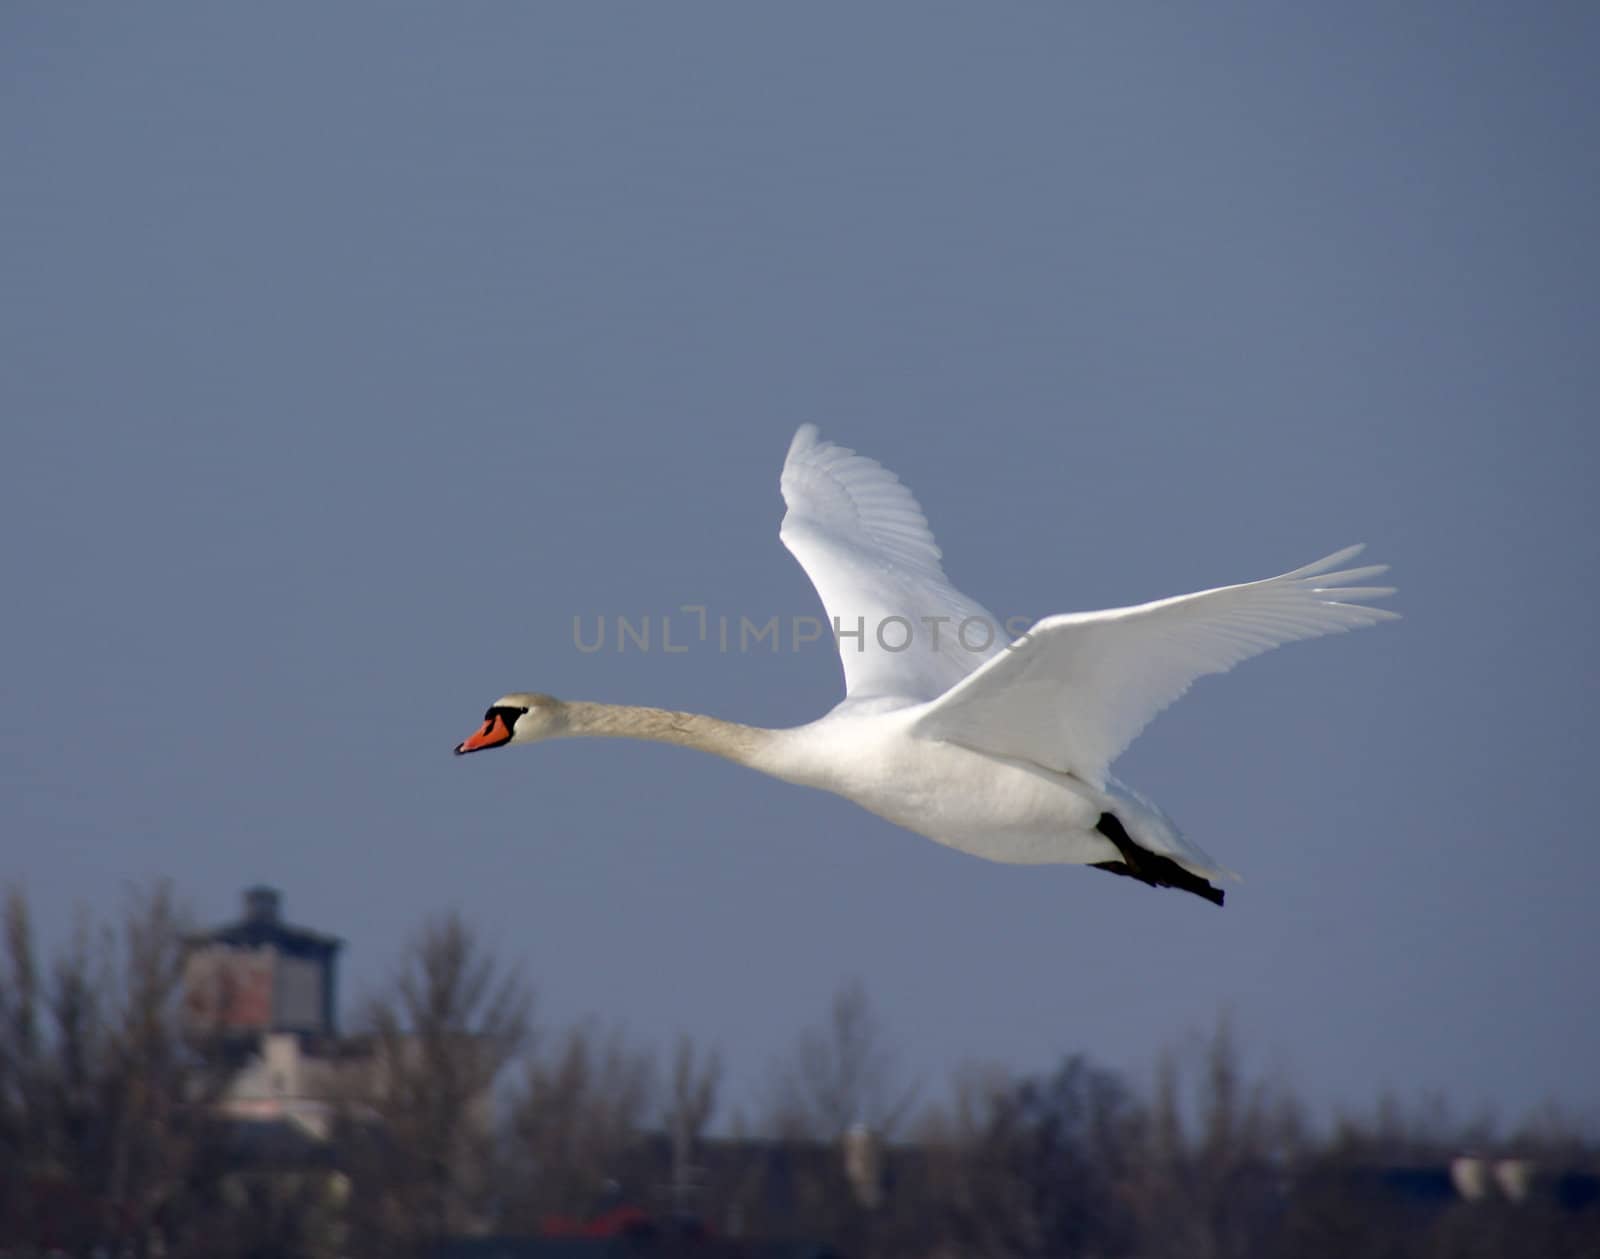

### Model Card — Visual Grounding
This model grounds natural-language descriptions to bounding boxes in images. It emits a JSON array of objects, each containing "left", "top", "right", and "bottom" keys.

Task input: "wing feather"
[
  {"left": 909, "top": 546, "right": 1398, "bottom": 786},
  {"left": 779, "top": 425, "right": 1003, "bottom": 703}
]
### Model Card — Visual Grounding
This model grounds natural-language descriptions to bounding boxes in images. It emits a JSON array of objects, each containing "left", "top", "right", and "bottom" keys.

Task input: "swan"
[{"left": 456, "top": 425, "right": 1397, "bottom": 906}]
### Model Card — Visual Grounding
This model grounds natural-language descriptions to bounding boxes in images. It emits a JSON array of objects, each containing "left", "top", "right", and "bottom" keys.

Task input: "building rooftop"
[{"left": 186, "top": 886, "right": 343, "bottom": 960}]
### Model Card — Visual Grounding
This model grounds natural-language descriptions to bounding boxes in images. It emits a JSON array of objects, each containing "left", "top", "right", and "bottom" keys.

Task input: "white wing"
[
  {"left": 910, "top": 546, "right": 1398, "bottom": 787},
  {"left": 779, "top": 425, "right": 1004, "bottom": 703}
]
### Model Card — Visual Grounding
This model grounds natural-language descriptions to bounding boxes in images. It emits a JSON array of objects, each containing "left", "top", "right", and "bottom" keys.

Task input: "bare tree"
[
  {"left": 733, "top": 981, "right": 920, "bottom": 1256},
  {"left": 500, "top": 1019, "right": 657, "bottom": 1228},
  {"left": 0, "top": 881, "right": 241, "bottom": 1258},
  {"left": 340, "top": 911, "right": 532, "bottom": 1256},
  {"left": 0, "top": 885, "right": 42, "bottom": 1234},
  {"left": 768, "top": 979, "right": 916, "bottom": 1141},
  {"left": 1130, "top": 1013, "right": 1306, "bottom": 1259},
  {"left": 662, "top": 1034, "right": 722, "bottom": 1217},
  {"left": 925, "top": 1054, "right": 1140, "bottom": 1259}
]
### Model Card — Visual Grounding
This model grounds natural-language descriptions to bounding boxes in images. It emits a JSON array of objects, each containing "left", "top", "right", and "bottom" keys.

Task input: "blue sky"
[{"left": 4, "top": 4, "right": 1597, "bottom": 1125}]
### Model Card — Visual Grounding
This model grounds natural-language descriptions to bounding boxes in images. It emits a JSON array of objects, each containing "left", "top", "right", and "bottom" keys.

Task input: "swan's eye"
[{"left": 481, "top": 705, "right": 527, "bottom": 730}]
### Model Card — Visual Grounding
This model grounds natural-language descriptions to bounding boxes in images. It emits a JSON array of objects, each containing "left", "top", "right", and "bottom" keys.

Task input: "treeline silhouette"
[{"left": 1, "top": 882, "right": 1595, "bottom": 1259}]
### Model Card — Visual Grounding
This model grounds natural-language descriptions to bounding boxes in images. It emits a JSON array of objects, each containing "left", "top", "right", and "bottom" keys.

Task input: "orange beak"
[{"left": 455, "top": 712, "right": 513, "bottom": 755}]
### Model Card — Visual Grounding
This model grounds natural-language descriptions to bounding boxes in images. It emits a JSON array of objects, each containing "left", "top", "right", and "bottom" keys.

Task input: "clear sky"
[{"left": 4, "top": 4, "right": 1597, "bottom": 1126}]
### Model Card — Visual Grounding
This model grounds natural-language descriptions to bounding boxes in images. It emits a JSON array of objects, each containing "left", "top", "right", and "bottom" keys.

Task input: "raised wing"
[
  {"left": 910, "top": 546, "right": 1398, "bottom": 787},
  {"left": 779, "top": 425, "right": 1004, "bottom": 703}
]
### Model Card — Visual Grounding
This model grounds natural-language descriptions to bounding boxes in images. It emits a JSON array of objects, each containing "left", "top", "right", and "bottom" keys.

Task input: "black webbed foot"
[{"left": 1093, "top": 813, "right": 1225, "bottom": 907}]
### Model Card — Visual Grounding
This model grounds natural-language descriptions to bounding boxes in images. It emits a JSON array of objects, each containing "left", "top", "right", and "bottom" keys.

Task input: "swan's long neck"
[{"left": 561, "top": 701, "right": 777, "bottom": 769}]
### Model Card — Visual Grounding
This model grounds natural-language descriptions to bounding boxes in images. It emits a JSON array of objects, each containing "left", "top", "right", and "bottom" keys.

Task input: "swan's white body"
[
  {"left": 459, "top": 425, "right": 1397, "bottom": 900},
  {"left": 750, "top": 703, "right": 1135, "bottom": 868}
]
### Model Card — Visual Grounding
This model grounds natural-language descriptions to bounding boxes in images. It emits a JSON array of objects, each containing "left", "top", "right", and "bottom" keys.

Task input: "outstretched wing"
[
  {"left": 910, "top": 546, "right": 1398, "bottom": 787},
  {"left": 779, "top": 425, "right": 1004, "bottom": 704}
]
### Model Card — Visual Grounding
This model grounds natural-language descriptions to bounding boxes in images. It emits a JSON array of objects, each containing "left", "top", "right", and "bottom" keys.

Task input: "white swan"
[{"left": 456, "top": 425, "right": 1397, "bottom": 906}]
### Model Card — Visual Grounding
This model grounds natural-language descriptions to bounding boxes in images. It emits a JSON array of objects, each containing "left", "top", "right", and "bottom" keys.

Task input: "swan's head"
[{"left": 453, "top": 693, "right": 568, "bottom": 755}]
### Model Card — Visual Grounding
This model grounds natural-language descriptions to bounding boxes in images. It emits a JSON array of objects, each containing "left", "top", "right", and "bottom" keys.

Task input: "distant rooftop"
[{"left": 186, "top": 886, "right": 343, "bottom": 959}]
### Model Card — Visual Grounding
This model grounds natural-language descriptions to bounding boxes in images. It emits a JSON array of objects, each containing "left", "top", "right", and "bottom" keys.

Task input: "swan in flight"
[{"left": 456, "top": 426, "right": 1396, "bottom": 906}]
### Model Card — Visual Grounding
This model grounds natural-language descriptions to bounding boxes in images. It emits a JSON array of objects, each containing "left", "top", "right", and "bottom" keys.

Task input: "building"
[
  {"left": 183, "top": 885, "right": 342, "bottom": 1041},
  {"left": 183, "top": 886, "right": 357, "bottom": 1139}
]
